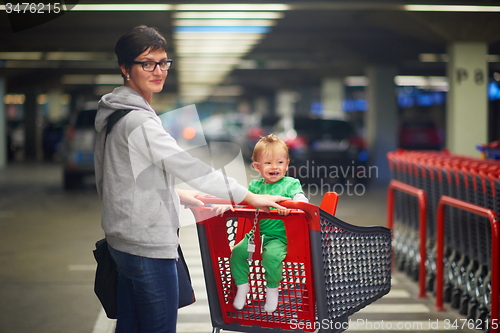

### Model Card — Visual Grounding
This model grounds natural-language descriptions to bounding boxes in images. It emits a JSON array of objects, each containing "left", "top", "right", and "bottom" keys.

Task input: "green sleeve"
[{"left": 287, "top": 177, "right": 304, "bottom": 197}]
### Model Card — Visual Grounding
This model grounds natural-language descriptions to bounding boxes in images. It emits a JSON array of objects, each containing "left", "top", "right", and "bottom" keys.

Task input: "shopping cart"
[
  {"left": 477, "top": 142, "right": 500, "bottom": 160},
  {"left": 189, "top": 192, "right": 392, "bottom": 333}
]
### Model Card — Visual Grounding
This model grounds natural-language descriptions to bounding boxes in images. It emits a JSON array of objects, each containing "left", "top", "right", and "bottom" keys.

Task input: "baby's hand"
[
  {"left": 277, "top": 209, "right": 292, "bottom": 216},
  {"left": 211, "top": 204, "right": 235, "bottom": 217}
]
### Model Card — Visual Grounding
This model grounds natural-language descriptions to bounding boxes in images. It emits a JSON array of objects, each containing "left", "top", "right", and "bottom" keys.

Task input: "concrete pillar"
[
  {"left": 321, "top": 77, "right": 344, "bottom": 119},
  {"left": 23, "top": 86, "right": 41, "bottom": 161},
  {"left": 0, "top": 77, "right": 6, "bottom": 168},
  {"left": 446, "top": 42, "right": 488, "bottom": 157},
  {"left": 254, "top": 97, "right": 269, "bottom": 115},
  {"left": 47, "top": 89, "right": 65, "bottom": 121},
  {"left": 276, "top": 90, "right": 296, "bottom": 133},
  {"left": 365, "top": 65, "right": 398, "bottom": 184}
]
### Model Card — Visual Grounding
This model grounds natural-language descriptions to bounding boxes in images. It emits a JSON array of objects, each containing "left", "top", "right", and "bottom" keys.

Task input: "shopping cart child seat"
[{"left": 190, "top": 192, "right": 392, "bottom": 333}]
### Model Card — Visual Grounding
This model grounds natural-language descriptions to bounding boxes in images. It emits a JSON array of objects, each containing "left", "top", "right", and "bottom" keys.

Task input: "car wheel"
[{"left": 64, "top": 171, "right": 81, "bottom": 190}]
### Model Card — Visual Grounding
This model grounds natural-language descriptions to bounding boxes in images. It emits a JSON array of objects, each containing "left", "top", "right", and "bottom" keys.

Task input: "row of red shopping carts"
[
  {"left": 189, "top": 194, "right": 392, "bottom": 333},
  {"left": 387, "top": 149, "right": 500, "bottom": 332}
]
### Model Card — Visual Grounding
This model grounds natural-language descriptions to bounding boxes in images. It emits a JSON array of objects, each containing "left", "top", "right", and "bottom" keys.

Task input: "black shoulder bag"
[{"left": 93, "top": 109, "right": 195, "bottom": 319}]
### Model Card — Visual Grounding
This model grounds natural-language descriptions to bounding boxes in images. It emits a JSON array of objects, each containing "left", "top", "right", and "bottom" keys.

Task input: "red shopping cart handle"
[
  {"left": 197, "top": 192, "right": 338, "bottom": 216},
  {"left": 196, "top": 195, "right": 308, "bottom": 208},
  {"left": 194, "top": 195, "right": 320, "bottom": 220}
]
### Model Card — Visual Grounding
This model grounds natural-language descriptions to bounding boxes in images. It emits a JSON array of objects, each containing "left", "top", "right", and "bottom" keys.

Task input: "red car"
[{"left": 399, "top": 120, "right": 443, "bottom": 151}]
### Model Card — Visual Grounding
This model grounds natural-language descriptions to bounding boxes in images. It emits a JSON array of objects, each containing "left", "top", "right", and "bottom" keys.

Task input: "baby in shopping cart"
[{"left": 213, "top": 134, "right": 308, "bottom": 313}]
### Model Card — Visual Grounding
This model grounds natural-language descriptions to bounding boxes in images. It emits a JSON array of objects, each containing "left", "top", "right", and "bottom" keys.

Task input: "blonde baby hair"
[{"left": 251, "top": 134, "right": 290, "bottom": 162}]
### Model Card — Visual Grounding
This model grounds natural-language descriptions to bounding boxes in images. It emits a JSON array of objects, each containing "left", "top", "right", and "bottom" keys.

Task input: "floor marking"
[
  {"left": 91, "top": 308, "right": 116, "bottom": 333},
  {"left": 177, "top": 322, "right": 213, "bottom": 332},
  {"left": 358, "top": 304, "right": 430, "bottom": 313}
]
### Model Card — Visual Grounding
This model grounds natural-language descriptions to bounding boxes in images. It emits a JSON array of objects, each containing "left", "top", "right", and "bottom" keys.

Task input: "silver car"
[{"left": 61, "top": 102, "right": 98, "bottom": 189}]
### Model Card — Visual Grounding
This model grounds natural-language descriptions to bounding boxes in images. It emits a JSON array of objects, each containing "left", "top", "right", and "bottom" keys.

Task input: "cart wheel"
[
  {"left": 444, "top": 284, "right": 453, "bottom": 302},
  {"left": 451, "top": 288, "right": 461, "bottom": 309},
  {"left": 466, "top": 301, "right": 477, "bottom": 321},
  {"left": 412, "top": 265, "right": 419, "bottom": 282},
  {"left": 459, "top": 294, "right": 470, "bottom": 315},
  {"left": 396, "top": 256, "right": 405, "bottom": 272},
  {"left": 475, "top": 306, "right": 488, "bottom": 330},
  {"left": 426, "top": 274, "right": 435, "bottom": 292}
]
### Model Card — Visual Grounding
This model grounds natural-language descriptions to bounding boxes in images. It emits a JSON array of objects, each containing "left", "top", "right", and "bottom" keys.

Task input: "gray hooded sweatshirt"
[{"left": 94, "top": 86, "right": 247, "bottom": 259}]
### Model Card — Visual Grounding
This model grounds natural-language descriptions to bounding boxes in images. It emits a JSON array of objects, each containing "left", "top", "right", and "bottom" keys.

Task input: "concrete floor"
[{"left": 0, "top": 161, "right": 478, "bottom": 333}]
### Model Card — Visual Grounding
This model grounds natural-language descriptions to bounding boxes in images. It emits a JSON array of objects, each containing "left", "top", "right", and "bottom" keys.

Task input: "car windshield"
[
  {"left": 294, "top": 118, "right": 356, "bottom": 140},
  {"left": 75, "top": 109, "right": 97, "bottom": 129}
]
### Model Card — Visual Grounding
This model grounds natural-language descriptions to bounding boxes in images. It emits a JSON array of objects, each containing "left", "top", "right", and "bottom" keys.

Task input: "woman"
[{"left": 94, "top": 25, "right": 287, "bottom": 333}]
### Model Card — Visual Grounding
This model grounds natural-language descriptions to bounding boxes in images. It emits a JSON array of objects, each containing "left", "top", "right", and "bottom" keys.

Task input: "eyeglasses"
[{"left": 131, "top": 59, "right": 173, "bottom": 72}]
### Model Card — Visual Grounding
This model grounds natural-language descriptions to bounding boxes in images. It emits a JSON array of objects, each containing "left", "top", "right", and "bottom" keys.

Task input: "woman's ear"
[{"left": 119, "top": 64, "right": 129, "bottom": 79}]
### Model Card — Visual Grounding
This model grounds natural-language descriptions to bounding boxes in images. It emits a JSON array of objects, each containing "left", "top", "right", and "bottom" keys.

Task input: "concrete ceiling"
[{"left": 2, "top": 1, "right": 500, "bottom": 101}]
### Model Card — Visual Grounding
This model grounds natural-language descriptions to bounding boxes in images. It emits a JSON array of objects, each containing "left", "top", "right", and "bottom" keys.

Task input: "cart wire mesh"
[{"left": 191, "top": 198, "right": 392, "bottom": 333}]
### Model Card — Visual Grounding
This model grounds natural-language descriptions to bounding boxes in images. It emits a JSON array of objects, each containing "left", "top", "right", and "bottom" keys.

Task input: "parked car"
[
  {"left": 61, "top": 102, "right": 98, "bottom": 189},
  {"left": 274, "top": 116, "right": 369, "bottom": 184},
  {"left": 200, "top": 113, "right": 248, "bottom": 143},
  {"left": 398, "top": 120, "right": 443, "bottom": 150}
]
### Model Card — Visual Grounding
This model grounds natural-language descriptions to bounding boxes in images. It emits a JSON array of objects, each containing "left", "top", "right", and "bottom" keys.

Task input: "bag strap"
[{"left": 106, "top": 109, "right": 132, "bottom": 138}]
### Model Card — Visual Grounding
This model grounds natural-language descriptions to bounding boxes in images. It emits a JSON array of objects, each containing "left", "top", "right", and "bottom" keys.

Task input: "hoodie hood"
[{"left": 95, "top": 86, "right": 156, "bottom": 133}]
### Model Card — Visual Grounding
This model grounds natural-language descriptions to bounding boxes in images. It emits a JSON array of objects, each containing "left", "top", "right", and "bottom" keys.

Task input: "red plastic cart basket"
[{"left": 189, "top": 192, "right": 392, "bottom": 333}]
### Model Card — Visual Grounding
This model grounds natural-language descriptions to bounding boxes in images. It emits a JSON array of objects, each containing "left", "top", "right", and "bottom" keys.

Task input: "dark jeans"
[{"left": 108, "top": 246, "right": 179, "bottom": 333}]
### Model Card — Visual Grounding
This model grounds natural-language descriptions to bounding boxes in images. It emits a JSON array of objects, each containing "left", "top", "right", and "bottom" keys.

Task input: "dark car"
[
  {"left": 61, "top": 102, "right": 98, "bottom": 189},
  {"left": 398, "top": 120, "right": 443, "bottom": 150},
  {"left": 275, "top": 116, "right": 369, "bottom": 185}
]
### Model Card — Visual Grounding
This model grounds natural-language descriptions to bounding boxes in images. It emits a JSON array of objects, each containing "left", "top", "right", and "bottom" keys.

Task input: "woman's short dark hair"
[{"left": 115, "top": 25, "right": 167, "bottom": 78}]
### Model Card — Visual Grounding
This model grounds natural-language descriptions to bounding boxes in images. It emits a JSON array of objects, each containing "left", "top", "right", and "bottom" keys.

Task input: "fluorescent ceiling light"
[
  {"left": 173, "top": 19, "right": 277, "bottom": 27},
  {"left": 0, "top": 51, "right": 113, "bottom": 61},
  {"left": 174, "top": 26, "right": 270, "bottom": 33},
  {"left": 45, "top": 52, "right": 113, "bottom": 61},
  {"left": 174, "top": 33, "right": 265, "bottom": 40},
  {"left": 70, "top": 4, "right": 173, "bottom": 11},
  {"left": 61, "top": 74, "right": 122, "bottom": 85},
  {"left": 344, "top": 75, "right": 448, "bottom": 89},
  {"left": 173, "top": 6, "right": 284, "bottom": 102},
  {"left": 62, "top": 75, "right": 94, "bottom": 85},
  {"left": 173, "top": 12, "right": 284, "bottom": 19},
  {"left": 344, "top": 76, "right": 369, "bottom": 87},
  {"left": 179, "top": 73, "right": 227, "bottom": 79},
  {"left": 180, "top": 85, "right": 214, "bottom": 95},
  {"left": 175, "top": 4, "right": 289, "bottom": 11},
  {"left": 178, "top": 57, "right": 241, "bottom": 64},
  {"left": 238, "top": 59, "right": 259, "bottom": 69},
  {"left": 0, "top": 52, "right": 43, "bottom": 60},
  {"left": 418, "top": 53, "right": 449, "bottom": 62},
  {"left": 177, "top": 47, "right": 252, "bottom": 55},
  {"left": 179, "top": 77, "right": 226, "bottom": 84},
  {"left": 395, "top": 76, "right": 448, "bottom": 88},
  {"left": 175, "top": 39, "right": 259, "bottom": 46},
  {"left": 419, "top": 53, "right": 500, "bottom": 62},
  {"left": 404, "top": 5, "right": 500, "bottom": 12},
  {"left": 95, "top": 75, "right": 123, "bottom": 85}
]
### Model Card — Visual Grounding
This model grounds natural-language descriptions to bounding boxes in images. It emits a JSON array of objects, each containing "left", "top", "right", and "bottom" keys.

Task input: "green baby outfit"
[{"left": 230, "top": 177, "right": 304, "bottom": 288}]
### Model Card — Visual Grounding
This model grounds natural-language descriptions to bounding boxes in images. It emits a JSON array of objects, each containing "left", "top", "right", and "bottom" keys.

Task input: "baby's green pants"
[{"left": 230, "top": 233, "right": 287, "bottom": 288}]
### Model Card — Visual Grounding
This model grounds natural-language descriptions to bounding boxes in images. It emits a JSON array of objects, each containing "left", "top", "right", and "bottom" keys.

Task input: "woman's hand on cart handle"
[
  {"left": 243, "top": 192, "right": 288, "bottom": 212},
  {"left": 177, "top": 189, "right": 205, "bottom": 209}
]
